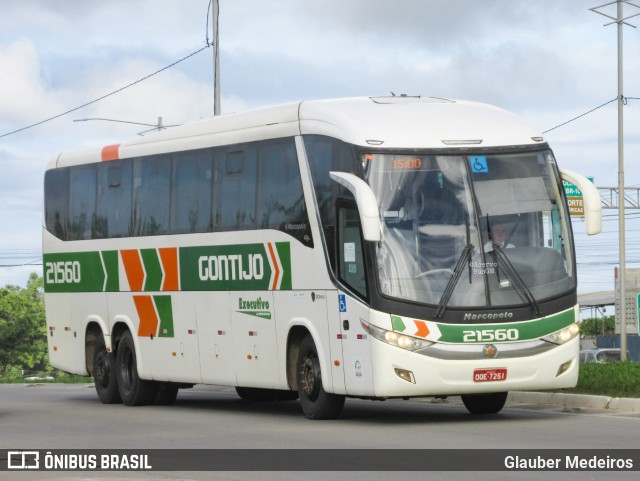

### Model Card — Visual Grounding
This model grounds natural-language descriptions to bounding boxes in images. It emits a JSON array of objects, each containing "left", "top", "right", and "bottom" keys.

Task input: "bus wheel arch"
[
  {"left": 87, "top": 323, "right": 121, "bottom": 404},
  {"left": 111, "top": 320, "right": 131, "bottom": 353},
  {"left": 85, "top": 322, "right": 102, "bottom": 376},
  {"left": 296, "top": 333, "right": 345, "bottom": 419},
  {"left": 286, "top": 326, "right": 310, "bottom": 391}
]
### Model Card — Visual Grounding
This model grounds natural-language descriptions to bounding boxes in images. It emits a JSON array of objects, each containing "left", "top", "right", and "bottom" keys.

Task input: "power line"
[
  {"left": 543, "top": 97, "right": 618, "bottom": 133},
  {"left": 0, "top": 45, "right": 210, "bottom": 140},
  {"left": 0, "top": 263, "right": 42, "bottom": 268}
]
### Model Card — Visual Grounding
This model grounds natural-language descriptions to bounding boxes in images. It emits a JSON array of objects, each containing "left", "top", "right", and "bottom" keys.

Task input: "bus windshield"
[{"left": 363, "top": 150, "right": 575, "bottom": 311}]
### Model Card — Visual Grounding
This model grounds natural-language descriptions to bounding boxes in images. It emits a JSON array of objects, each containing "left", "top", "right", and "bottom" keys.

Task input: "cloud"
[
  {"left": 0, "top": 0, "right": 638, "bottom": 290},
  {"left": 0, "top": 39, "right": 63, "bottom": 126}
]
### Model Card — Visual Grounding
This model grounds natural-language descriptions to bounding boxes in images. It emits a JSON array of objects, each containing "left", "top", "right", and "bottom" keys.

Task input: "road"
[{"left": 1, "top": 383, "right": 639, "bottom": 480}]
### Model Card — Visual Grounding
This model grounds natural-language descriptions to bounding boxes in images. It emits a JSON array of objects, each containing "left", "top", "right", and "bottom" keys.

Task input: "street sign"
[
  {"left": 563, "top": 177, "right": 593, "bottom": 217},
  {"left": 566, "top": 196, "right": 584, "bottom": 216},
  {"left": 563, "top": 181, "right": 583, "bottom": 197}
]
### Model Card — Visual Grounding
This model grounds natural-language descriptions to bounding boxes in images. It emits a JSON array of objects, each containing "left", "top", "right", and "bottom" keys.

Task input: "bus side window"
[
  {"left": 96, "top": 161, "right": 133, "bottom": 238},
  {"left": 214, "top": 146, "right": 257, "bottom": 231},
  {"left": 337, "top": 203, "right": 368, "bottom": 299},
  {"left": 257, "top": 138, "right": 312, "bottom": 246},
  {"left": 68, "top": 165, "right": 97, "bottom": 241},
  {"left": 44, "top": 168, "right": 69, "bottom": 240},
  {"left": 132, "top": 155, "right": 171, "bottom": 236},
  {"left": 170, "top": 151, "right": 213, "bottom": 234}
]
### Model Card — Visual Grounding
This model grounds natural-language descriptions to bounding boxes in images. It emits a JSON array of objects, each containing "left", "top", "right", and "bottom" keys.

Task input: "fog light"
[
  {"left": 556, "top": 360, "right": 572, "bottom": 377},
  {"left": 394, "top": 368, "right": 416, "bottom": 384}
]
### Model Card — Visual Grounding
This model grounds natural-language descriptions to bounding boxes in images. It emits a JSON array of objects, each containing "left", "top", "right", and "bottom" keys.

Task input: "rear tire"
[
  {"left": 296, "top": 334, "right": 345, "bottom": 419},
  {"left": 116, "top": 330, "right": 155, "bottom": 406},
  {"left": 461, "top": 392, "right": 508, "bottom": 415},
  {"left": 92, "top": 334, "right": 121, "bottom": 404}
]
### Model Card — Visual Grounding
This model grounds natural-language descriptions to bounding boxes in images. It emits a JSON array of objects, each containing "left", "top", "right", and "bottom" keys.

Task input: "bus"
[{"left": 43, "top": 96, "right": 601, "bottom": 419}]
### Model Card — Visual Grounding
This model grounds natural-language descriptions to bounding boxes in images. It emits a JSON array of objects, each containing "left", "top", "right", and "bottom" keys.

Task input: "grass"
[
  {"left": 0, "top": 371, "right": 92, "bottom": 384},
  {"left": 560, "top": 362, "right": 640, "bottom": 398}
]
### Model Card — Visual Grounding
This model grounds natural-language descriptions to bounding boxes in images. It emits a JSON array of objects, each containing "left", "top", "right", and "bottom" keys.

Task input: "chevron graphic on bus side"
[{"left": 120, "top": 248, "right": 179, "bottom": 292}]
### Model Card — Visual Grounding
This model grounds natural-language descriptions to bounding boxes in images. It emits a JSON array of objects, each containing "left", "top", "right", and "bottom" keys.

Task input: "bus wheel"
[
  {"left": 153, "top": 382, "right": 179, "bottom": 405},
  {"left": 92, "top": 334, "right": 121, "bottom": 404},
  {"left": 461, "top": 392, "right": 508, "bottom": 415},
  {"left": 296, "top": 335, "right": 345, "bottom": 419},
  {"left": 116, "top": 330, "right": 155, "bottom": 406}
]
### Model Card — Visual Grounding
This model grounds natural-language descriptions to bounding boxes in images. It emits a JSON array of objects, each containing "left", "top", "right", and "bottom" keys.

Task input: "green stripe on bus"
[
  {"left": 101, "top": 250, "right": 119, "bottom": 292},
  {"left": 179, "top": 242, "right": 292, "bottom": 291},
  {"left": 44, "top": 250, "right": 119, "bottom": 293},
  {"left": 275, "top": 242, "right": 292, "bottom": 290},
  {"left": 435, "top": 308, "right": 575, "bottom": 343},
  {"left": 44, "top": 252, "right": 104, "bottom": 293},
  {"left": 141, "top": 248, "right": 163, "bottom": 292},
  {"left": 154, "top": 295, "right": 174, "bottom": 338},
  {"left": 391, "top": 315, "right": 406, "bottom": 332}
]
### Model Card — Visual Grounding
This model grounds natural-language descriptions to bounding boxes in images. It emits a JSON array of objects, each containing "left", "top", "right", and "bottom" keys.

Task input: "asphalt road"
[{"left": 1, "top": 383, "right": 639, "bottom": 481}]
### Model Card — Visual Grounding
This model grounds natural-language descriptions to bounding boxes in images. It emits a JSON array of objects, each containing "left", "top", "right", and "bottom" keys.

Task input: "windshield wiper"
[
  {"left": 486, "top": 215, "right": 542, "bottom": 317},
  {"left": 434, "top": 219, "right": 473, "bottom": 319}
]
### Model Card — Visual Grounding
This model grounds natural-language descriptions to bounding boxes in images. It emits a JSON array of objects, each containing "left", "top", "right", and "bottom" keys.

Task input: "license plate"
[{"left": 473, "top": 368, "right": 507, "bottom": 382}]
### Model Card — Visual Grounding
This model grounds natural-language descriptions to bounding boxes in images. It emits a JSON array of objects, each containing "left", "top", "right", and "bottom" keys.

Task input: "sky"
[{"left": 0, "top": 0, "right": 639, "bottom": 300}]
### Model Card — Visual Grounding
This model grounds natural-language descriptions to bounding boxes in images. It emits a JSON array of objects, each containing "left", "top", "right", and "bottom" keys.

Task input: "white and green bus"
[{"left": 43, "top": 96, "right": 601, "bottom": 419}]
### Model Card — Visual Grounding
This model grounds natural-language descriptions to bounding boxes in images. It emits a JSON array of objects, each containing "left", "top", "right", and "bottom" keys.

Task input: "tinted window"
[
  {"left": 304, "top": 135, "right": 359, "bottom": 266},
  {"left": 171, "top": 151, "right": 213, "bottom": 234},
  {"left": 68, "top": 165, "right": 97, "bottom": 240},
  {"left": 258, "top": 139, "right": 312, "bottom": 246},
  {"left": 45, "top": 137, "right": 311, "bottom": 243},
  {"left": 44, "top": 168, "right": 69, "bottom": 240},
  {"left": 132, "top": 156, "right": 171, "bottom": 236},
  {"left": 214, "top": 146, "right": 257, "bottom": 231},
  {"left": 96, "top": 161, "right": 132, "bottom": 238}
]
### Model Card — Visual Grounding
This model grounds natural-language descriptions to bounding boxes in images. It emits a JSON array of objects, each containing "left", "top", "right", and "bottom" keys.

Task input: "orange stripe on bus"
[
  {"left": 101, "top": 144, "right": 121, "bottom": 162},
  {"left": 267, "top": 243, "right": 280, "bottom": 290},
  {"left": 134, "top": 295, "right": 159, "bottom": 337},
  {"left": 121, "top": 249, "right": 145, "bottom": 292},
  {"left": 158, "top": 247, "right": 179, "bottom": 291}
]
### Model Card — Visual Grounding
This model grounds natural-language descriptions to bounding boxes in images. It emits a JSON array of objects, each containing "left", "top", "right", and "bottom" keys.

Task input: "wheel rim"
[{"left": 300, "top": 353, "right": 321, "bottom": 402}]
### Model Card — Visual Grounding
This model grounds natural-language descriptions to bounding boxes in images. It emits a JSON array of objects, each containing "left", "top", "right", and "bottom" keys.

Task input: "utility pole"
[
  {"left": 212, "top": 0, "right": 221, "bottom": 116},
  {"left": 590, "top": 1, "right": 639, "bottom": 360}
]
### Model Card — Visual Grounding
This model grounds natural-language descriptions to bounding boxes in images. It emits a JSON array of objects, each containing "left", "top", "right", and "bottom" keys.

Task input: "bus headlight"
[
  {"left": 542, "top": 323, "right": 580, "bottom": 345},
  {"left": 361, "top": 320, "right": 433, "bottom": 352}
]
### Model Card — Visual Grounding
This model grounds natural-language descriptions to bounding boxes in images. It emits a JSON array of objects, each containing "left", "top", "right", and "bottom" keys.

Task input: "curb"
[{"left": 508, "top": 391, "right": 640, "bottom": 412}]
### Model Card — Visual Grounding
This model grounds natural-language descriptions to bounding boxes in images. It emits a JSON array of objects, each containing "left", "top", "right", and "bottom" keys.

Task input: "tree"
[
  {"left": 0, "top": 273, "right": 49, "bottom": 378},
  {"left": 580, "top": 315, "right": 616, "bottom": 336}
]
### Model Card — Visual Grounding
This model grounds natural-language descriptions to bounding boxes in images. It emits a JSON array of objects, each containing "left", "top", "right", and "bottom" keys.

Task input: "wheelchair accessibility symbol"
[
  {"left": 469, "top": 155, "right": 489, "bottom": 173},
  {"left": 339, "top": 294, "right": 347, "bottom": 313}
]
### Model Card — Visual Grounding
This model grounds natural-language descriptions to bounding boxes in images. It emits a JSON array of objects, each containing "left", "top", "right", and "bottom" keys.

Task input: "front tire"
[
  {"left": 461, "top": 392, "right": 508, "bottom": 415},
  {"left": 296, "top": 335, "right": 345, "bottom": 419},
  {"left": 116, "top": 330, "right": 155, "bottom": 406},
  {"left": 93, "top": 334, "right": 121, "bottom": 404}
]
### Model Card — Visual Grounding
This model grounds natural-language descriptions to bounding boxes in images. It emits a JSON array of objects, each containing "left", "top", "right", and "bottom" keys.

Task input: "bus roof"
[{"left": 50, "top": 96, "right": 545, "bottom": 169}]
